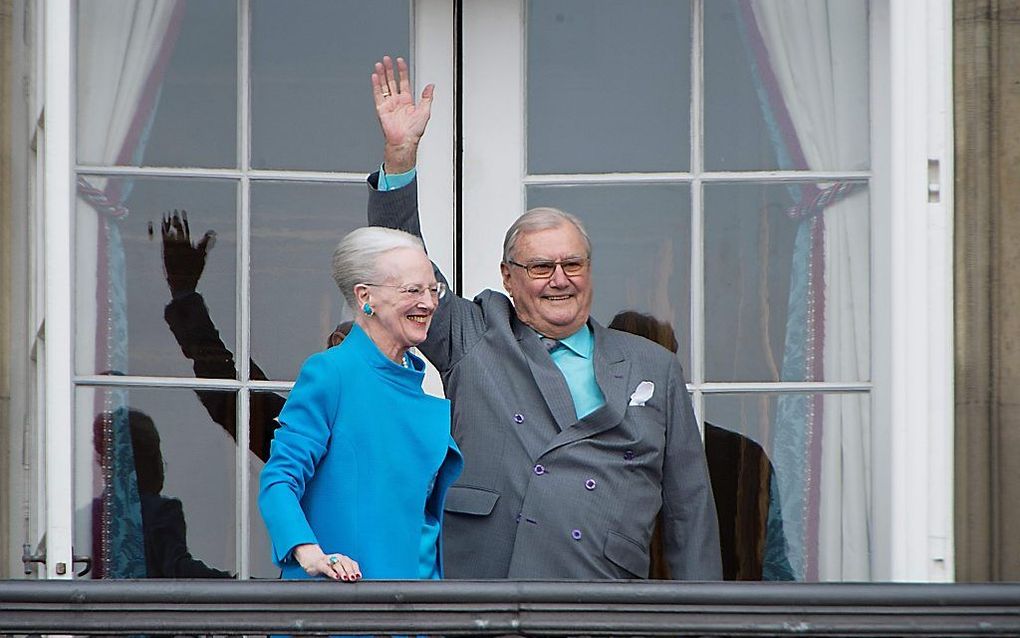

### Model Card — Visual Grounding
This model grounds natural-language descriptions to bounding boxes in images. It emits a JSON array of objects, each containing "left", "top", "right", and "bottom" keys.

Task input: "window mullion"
[{"left": 236, "top": 0, "right": 253, "bottom": 580}]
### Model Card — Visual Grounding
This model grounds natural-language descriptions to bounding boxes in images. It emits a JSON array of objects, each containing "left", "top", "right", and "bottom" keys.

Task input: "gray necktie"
[{"left": 540, "top": 336, "right": 561, "bottom": 352}]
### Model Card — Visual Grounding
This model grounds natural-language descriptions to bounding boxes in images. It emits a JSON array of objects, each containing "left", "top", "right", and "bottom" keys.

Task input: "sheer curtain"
[
  {"left": 741, "top": 0, "right": 871, "bottom": 581},
  {"left": 76, "top": 0, "right": 185, "bottom": 578}
]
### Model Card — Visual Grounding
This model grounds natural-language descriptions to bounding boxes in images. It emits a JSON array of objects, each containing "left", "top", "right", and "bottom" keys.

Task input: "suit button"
[
  {"left": 534, "top": 464, "right": 546, "bottom": 475},
  {"left": 585, "top": 479, "right": 597, "bottom": 490},
  {"left": 571, "top": 529, "right": 582, "bottom": 541},
  {"left": 513, "top": 413, "right": 524, "bottom": 424},
  {"left": 623, "top": 450, "right": 635, "bottom": 460}
]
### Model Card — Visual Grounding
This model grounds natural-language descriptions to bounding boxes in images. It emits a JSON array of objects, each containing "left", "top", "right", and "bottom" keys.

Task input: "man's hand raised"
[{"left": 372, "top": 55, "right": 433, "bottom": 174}]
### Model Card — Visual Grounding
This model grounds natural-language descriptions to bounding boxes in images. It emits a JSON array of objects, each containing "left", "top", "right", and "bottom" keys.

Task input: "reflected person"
[
  {"left": 92, "top": 407, "right": 232, "bottom": 579},
  {"left": 161, "top": 211, "right": 285, "bottom": 462},
  {"left": 365, "top": 56, "right": 721, "bottom": 580},
  {"left": 258, "top": 226, "right": 463, "bottom": 581}
]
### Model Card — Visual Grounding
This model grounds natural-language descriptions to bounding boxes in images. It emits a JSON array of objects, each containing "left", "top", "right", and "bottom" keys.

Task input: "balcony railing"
[{"left": 2, "top": 580, "right": 1019, "bottom": 636}]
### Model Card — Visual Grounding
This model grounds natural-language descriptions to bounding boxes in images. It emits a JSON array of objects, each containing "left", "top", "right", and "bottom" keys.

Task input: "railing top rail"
[{"left": 3, "top": 580, "right": 1019, "bottom": 636}]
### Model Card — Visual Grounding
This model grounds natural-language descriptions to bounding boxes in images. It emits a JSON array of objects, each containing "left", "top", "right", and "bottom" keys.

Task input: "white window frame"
[
  {"left": 37, "top": 0, "right": 953, "bottom": 581},
  {"left": 458, "top": 0, "right": 954, "bottom": 581}
]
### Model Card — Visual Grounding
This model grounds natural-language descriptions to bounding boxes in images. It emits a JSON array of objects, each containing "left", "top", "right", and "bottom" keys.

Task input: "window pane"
[
  {"left": 75, "top": 176, "right": 237, "bottom": 378},
  {"left": 77, "top": 0, "right": 237, "bottom": 168},
  {"left": 249, "top": 390, "right": 288, "bottom": 579},
  {"left": 704, "top": 392, "right": 872, "bottom": 582},
  {"left": 250, "top": 0, "right": 410, "bottom": 171},
  {"left": 527, "top": 0, "right": 691, "bottom": 174},
  {"left": 527, "top": 184, "right": 691, "bottom": 369},
  {"left": 704, "top": 182, "right": 870, "bottom": 383},
  {"left": 703, "top": 1, "right": 870, "bottom": 171},
  {"left": 74, "top": 386, "right": 237, "bottom": 579},
  {"left": 250, "top": 181, "right": 365, "bottom": 381}
]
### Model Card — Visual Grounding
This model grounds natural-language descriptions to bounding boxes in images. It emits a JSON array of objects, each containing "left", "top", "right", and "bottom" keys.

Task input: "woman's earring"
[{"left": 362, "top": 302, "right": 374, "bottom": 317}]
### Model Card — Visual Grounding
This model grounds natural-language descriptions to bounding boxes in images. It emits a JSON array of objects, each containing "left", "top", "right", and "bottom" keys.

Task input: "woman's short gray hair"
[
  {"left": 501, "top": 207, "right": 592, "bottom": 262},
  {"left": 332, "top": 226, "right": 425, "bottom": 310}
]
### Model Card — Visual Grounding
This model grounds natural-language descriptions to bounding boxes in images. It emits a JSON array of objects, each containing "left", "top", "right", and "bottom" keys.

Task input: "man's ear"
[{"left": 500, "top": 262, "right": 514, "bottom": 298}]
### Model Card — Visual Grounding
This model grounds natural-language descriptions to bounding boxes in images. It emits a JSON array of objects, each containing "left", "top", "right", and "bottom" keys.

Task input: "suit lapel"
[
  {"left": 541, "top": 321, "right": 630, "bottom": 455},
  {"left": 513, "top": 315, "right": 578, "bottom": 433}
]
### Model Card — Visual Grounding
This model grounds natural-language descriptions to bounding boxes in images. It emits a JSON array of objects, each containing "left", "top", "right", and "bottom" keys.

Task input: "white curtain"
[
  {"left": 76, "top": 0, "right": 182, "bottom": 375},
  {"left": 75, "top": 0, "right": 184, "bottom": 578},
  {"left": 750, "top": 0, "right": 872, "bottom": 580}
]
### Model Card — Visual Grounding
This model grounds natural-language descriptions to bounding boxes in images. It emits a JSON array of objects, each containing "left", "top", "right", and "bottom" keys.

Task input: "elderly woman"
[{"left": 259, "top": 226, "right": 462, "bottom": 582}]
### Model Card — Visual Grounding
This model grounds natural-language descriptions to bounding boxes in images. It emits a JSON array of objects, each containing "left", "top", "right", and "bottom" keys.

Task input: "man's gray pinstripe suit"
[{"left": 368, "top": 175, "right": 722, "bottom": 580}]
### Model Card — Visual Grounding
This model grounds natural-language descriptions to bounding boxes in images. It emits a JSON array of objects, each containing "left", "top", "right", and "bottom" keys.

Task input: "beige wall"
[{"left": 954, "top": 0, "right": 1020, "bottom": 581}]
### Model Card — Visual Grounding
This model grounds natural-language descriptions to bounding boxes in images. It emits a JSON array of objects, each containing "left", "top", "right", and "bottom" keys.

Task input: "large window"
[
  {"left": 462, "top": 0, "right": 874, "bottom": 581},
  {"left": 39, "top": 0, "right": 951, "bottom": 583},
  {"left": 72, "top": 0, "right": 413, "bottom": 579}
]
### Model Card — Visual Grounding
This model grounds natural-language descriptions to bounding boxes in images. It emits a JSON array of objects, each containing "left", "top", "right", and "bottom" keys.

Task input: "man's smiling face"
[{"left": 500, "top": 223, "right": 593, "bottom": 339}]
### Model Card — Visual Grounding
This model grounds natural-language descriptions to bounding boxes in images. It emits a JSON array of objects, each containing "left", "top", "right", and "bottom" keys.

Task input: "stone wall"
[{"left": 954, "top": 0, "right": 1020, "bottom": 581}]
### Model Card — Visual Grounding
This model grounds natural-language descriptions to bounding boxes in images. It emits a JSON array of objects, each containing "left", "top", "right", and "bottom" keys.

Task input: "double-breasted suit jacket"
[{"left": 368, "top": 175, "right": 722, "bottom": 580}]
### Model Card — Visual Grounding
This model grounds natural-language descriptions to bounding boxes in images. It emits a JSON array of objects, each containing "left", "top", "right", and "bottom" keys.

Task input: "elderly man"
[{"left": 367, "top": 56, "right": 721, "bottom": 580}]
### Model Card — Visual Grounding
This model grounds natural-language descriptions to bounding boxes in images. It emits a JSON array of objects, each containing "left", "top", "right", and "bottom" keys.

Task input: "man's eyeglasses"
[
  {"left": 506, "top": 258, "right": 590, "bottom": 280},
  {"left": 363, "top": 281, "right": 447, "bottom": 300}
]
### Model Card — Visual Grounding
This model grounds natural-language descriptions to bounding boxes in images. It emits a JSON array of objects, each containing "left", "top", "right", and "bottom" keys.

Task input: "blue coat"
[{"left": 258, "top": 324, "right": 462, "bottom": 579}]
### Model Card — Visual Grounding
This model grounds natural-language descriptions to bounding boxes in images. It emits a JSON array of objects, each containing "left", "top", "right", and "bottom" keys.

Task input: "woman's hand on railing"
[{"left": 292, "top": 543, "right": 362, "bottom": 581}]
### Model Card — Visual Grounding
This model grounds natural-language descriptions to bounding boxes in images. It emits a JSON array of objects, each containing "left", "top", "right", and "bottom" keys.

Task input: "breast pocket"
[{"left": 443, "top": 485, "right": 500, "bottom": 517}]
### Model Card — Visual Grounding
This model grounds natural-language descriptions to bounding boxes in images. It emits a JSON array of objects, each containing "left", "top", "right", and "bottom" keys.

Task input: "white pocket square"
[{"left": 629, "top": 381, "right": 654, "bottom": 406}]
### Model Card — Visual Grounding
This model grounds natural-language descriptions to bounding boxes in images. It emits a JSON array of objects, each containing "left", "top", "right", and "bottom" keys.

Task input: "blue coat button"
[{"left": 534, "top": 464, "right": 546, "bottom": 475}]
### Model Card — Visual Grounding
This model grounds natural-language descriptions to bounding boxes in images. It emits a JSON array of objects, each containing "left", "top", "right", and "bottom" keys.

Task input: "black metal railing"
[{"left": 2, "top": 579, "right": 1019, "bottom": 636}]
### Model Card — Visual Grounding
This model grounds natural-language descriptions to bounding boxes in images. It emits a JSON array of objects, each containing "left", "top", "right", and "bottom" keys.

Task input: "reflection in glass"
[
  {"left": 74, "top": 386, "right": 237, "bottom": 579},
  {"left": 251, "top": 0, "right": 410, "bottom": 171},
  {"left": 250, "top": 182, "right": 366, "bottom": 381},
  {"left": 75, "top": 177, "right": 237, "bottom": 379},
  {"left": 527, "top": 0, "right": 691, "bottom": 173},
  {"left": 77, "top": 0, "right": 237, "bottom": 168},
  {"left": 527, "top": 184, "right": 691, "bottom": 369},
  {"left": 249, "top": 390, "right": 288, "bottom": 579},
  {"left": 705, "top": 392, "right": 872, "bottom": 582},
  {"left": 704, "top": 182, "right": 870, "bottom": 383},
  {"left": 703, "top": 1, "right": 869, "bottom": 172}
]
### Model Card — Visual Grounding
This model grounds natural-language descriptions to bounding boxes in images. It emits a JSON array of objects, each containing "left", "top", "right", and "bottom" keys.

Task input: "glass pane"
[
  {"left": 74, "top": 386, "right": 237, "bottom": 579},
  {"left": 249, "top": 390, "right": 288, "bottom": 579},
  {"left": 704, "top": 392, "right": 872, "bottom": 582},
  {"left": 250, "top": 181, "right": 366, "bottom": 381},
  {"left": 75, "top": 176, "right": 237, "bottom": 378},
  {"left": 527, "top": 0, "right": 691, "bottom": 173},
  {"left": 527, "top": 184, "right": 691, "bottom": 369},
  {"left": 703, "top": 1, "right": 870, "bottom": 171},
  {"left": 250, "top": 0, "right": 411, "bottom": 171},
  {"left": 703, "top": 182, "right": 870, "bottom": 383},
  {"left": 77, "top": 0, "right": 237, "bottom": 168}
]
